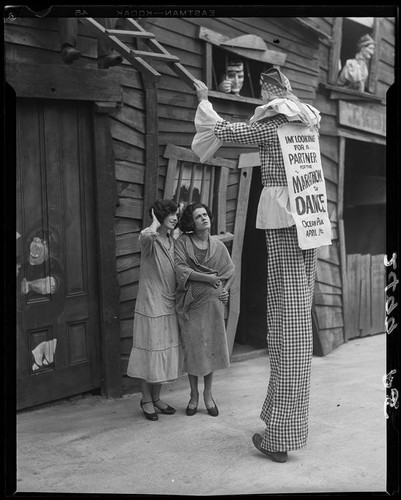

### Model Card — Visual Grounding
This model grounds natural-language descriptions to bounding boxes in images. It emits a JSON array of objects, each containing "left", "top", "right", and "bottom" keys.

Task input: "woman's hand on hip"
[
  {"left": 218, "top": 288, "right": 229, "bottom": 304},
  {"left": 209, "top": 274, "right": 221, "bottom": 288}
]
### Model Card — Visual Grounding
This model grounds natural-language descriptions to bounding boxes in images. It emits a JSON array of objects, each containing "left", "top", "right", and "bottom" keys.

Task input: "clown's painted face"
[{"left": 29, "top": 237, "right": 49, "bottom": 265}]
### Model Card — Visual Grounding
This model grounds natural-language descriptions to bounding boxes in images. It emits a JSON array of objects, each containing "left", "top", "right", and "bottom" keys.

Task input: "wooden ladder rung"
[
  {"left": 105, "top": 29, "right": 156, "bottom": 39},
  {"left": 129, "top": 49, "right": 180, "bottom": 62},
  {"left": 81, "top": 17, "right": 195, "bottom": 85}
]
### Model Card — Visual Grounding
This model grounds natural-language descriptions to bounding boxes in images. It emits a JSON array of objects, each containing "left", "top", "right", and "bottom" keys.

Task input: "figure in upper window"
[
  {"left": 217, "top": 58, "right": 245, "bottom": 96},
  {"left": 337, "top": 34, "right": 375, "bottom": 92}
]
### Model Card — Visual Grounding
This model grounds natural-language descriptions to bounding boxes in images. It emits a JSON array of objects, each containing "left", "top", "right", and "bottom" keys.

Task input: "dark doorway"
[
  {"left": 343, "top": 139, "right": 386, "bottom": 254},
  {"left": 236, "top": 167, "right": 267, "bottom": 348},
  {"left": 343, "top": 138, "right": 386, "bottom": 339}
]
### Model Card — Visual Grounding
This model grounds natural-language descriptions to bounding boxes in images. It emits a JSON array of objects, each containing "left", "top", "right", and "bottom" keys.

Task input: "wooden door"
[
  {"left": 345, "top": 253, "right": 386, "bottom": 339},
  {"left": 16, "top": 98, "right": 101, "bottom": 410},
  {"left": 342, "top": 139, "right": 386, "bottom": 340}
]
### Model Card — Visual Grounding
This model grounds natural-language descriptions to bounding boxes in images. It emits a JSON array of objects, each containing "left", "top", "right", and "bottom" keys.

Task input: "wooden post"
[
  {"left": 92, "top": 107, "right": 123, "bottom": 398},
  {"left": 368, "top": 18, "right": 382, "bottom": 94},
  {"left": 142, "top": 74, "right": 160, "bottom": 223},
  {"left": 226, "top": 152, "right": 259, "bottom": 355},
  {"left": 205, "top": 42, "right": 213, "bottom": 89},
  {"left": 329, "top": 18, "right": 342, "bottom": 85},
  {"left": 337, "top": 136, "right": 348, "bottom": 342}
]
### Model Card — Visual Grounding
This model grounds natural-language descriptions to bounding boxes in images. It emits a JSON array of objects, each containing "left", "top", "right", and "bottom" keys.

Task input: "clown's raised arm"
[{"left": 191, "top": 72, "right": 320, "bottom": 164}]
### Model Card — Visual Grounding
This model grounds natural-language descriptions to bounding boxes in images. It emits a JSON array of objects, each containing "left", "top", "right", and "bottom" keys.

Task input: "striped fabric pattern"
[{"left": 260, "top": 226, "right": 317, "bottom": 452}]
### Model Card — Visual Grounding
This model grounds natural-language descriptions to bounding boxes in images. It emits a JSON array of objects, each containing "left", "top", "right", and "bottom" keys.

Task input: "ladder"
[{"left": 79, "top": 17, "right": 196, "bottom": 88}]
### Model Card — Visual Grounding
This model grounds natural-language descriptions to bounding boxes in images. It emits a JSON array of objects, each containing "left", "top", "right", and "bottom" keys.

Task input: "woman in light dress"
[{"left": 127, "top": 199, "right": 184, "bottom": 421}]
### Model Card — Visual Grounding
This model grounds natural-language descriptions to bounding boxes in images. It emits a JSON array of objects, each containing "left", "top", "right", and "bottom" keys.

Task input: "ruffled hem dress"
[{"left": 126, "top": 228, "right": 184, "bottom": 383}]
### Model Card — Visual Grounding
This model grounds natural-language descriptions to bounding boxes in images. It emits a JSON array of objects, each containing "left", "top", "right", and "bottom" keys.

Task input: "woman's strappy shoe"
[
  {"left": 140, "top": 400, "right": 158, "bottom": 421},
  {"left": 186, "top": 401, "right": 198, "bottom": 416},
  {"left": 153, "top": 399, "right": 176, "bottom": 415},
  {"left": 206, "top": 398, "right": 219, "bottom": 417}
]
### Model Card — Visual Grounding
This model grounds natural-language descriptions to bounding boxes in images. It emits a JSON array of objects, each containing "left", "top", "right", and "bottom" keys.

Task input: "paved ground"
[{"left": 15, "top": 334, "right": 386, "bottom": 495}]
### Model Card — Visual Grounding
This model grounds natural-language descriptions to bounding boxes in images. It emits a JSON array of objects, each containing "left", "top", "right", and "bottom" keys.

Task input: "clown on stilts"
[{"left": 191, "top": 67, "right": 323, "bottom": 463}]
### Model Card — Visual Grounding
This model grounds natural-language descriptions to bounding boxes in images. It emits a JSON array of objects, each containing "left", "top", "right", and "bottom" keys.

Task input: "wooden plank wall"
[
  {"left": 119, "top": 17, "right": 322, "bottom": 367},
  {"left": 112, "top": 75, "right": 147, "bottom": 391},
  {"left": 376, "top": 18, "right": 396, "bottom": 96},
  {"left": 310, "top": 17, "right": 394, "bottom": 355},
  {"left": 312, "top": 18, "right": 353, "bottom": 354},
  {"left": 144, "top": 16, "right": 320, "bottom": 231},
  {"left": 4, "top": 17, "right": 146, "bottom": 392},
  {"left": 9, "top": 17, "right": 393, "bottom": 391}
]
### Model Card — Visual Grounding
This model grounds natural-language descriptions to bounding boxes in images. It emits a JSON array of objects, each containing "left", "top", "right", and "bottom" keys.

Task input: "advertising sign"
[{"left": 277, "top": 123, "right": 332, "bottom": 249}]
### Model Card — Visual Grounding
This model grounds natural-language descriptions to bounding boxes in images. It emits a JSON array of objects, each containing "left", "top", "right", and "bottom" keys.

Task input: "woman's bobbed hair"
[
  {"left": 178, "top": 202, "right": 213, "bottom": 233},
  {"left": 149, "top": 199, "right": 179, "bottom": 224}
]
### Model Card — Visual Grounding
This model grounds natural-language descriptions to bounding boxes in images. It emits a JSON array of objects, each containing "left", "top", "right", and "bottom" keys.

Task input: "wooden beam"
[
  {"left": 338, "top": 218, "right": 348, "bottom": 343},
  {"left": 368, "top": 18, "right": 382, "bottom": 94},
  {"left": 337, "top": 128, "right": 386, "bottom": 145},
  {"left": 227, "top": 163, "right": 253, "bottom": 356},
  {"left": 129, "top": 49, "right": 179, "bottom": 62},
  {"left": 236, "top": 151, "right": 260, "bottom": 168},
  {"left": 95, "top": 102, "right": 118, "bottom": 114},
  {"left": 199, "top": 26, "right": 287, "bottom": 66},
  {"left": 208, "top": 90, "right": 262, "bottom": 106},
  {"left": 92, "top": 108, "right": 122, "bottom": 399},
  {"left": 294, "top": 18, "right": 332, "bottom": 39},
  {"left": 106, "top": 29, "right": 156, "bottom": 39},
  {"left": 216, "top": 167, "right": 229, "bottom": 234},
  {"left": 328, "top": 18, "right": 342, "bottom": 85},
  {"left": 142, "top": 74, "right": 159, "bottom": 224},
  {"left": 164, "top": 143, "right": 236, "bottom": 169},
  {"left": 337, "top": 136, "right": 345, "bottom": 220},
  {"left": 163, "top": 157, "right": 178, "bottom": 200},
  {"left": 6, "top": 62, "right": 122, "bottom": 102}
]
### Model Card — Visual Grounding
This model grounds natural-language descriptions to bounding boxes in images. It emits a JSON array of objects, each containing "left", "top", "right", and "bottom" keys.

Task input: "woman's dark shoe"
[
  {"left": 153, "top": 399, "right": 176, "bottom": 415},
  {"left": 186, "top": 401, "right": 198, "bottom": 416},
  {"left": 252, "top": 433, "right": 288, "bottom": 463},
  {"left": 206, "top": 398, "right": 219, "bottom": 417},
  {"left": 140, "top": 400, "right": 158, "bottom": 421}
]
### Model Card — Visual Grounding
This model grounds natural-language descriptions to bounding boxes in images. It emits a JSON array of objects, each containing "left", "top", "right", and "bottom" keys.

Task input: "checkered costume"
[{"left": 214, "top": 113, "right": 318, "bottom": 452}]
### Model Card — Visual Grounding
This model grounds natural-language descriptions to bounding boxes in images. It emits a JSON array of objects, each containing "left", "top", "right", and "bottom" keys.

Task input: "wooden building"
[{"left": 7, "top": 14, "right": 395, "bottom": 409}]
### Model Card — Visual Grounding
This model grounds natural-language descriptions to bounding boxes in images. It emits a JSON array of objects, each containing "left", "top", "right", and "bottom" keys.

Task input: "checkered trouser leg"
[{"left": 260, "top": 226, "right": 317, "bottom": 452}]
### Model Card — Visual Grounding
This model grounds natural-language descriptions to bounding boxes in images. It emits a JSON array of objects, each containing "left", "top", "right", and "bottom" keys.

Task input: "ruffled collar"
[{"left": 250, "top": 97, "right": 321, "bottom": 132}]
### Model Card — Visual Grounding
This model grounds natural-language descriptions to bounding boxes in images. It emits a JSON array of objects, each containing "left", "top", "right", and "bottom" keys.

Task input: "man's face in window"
[{"left": 221, "top": 61, "right": 244, "bottom": 95}]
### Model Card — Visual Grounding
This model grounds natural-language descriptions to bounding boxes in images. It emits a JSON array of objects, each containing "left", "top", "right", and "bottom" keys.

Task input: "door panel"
[
  {"left": 345, "top": 253, "right": 386, "bottom": 339},
  {"left": 16, "top": 99, "right": 101, "bottom": 409}
]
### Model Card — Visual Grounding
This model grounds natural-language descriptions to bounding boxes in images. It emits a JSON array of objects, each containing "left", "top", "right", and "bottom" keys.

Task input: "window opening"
[
  {"left": 212, "top": 46, "right": 270, "bottom": 98},
  {"left": 335, "top": 18, "right": 376, "bottom": 93}
]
